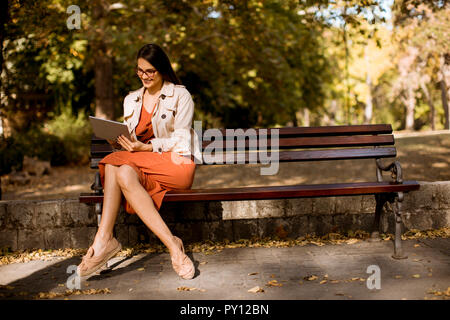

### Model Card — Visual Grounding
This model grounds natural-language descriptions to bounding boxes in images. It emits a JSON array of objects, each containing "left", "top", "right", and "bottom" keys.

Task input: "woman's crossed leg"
[{"left": 80, "top": 163, "right": 194, "bottom": 279}]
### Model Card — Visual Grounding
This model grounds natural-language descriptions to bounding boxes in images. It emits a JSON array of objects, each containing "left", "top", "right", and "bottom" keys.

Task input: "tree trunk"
[
  {"left": 364, "top": 72, "right": 373, "bottom": 124},
  {"left": 290, "top": 110, "right": 298, "bottom": 127},
  {"left": 303, "top": 108, "right": 310, "bottom": 127},
  {"left": 0, "top": 0, "right": 10, "bottom": 200},
  {"left": 92, "top": 0, "right": 115, "bottom": 120},
  {"left": 364, "top": 46, "right": 373, "bottom": 124},
  {"left": 0, "top": 0, "right": 8, "bottom": 136},
  {"left": 441, "top": 79, "right": 449, "bottom": 130},
  {"left": 439, "top": 54, "right": 449, "bottom": 130},
  {"left": 420, "top": 82, "right": 435, "bottom": 130},
  {"left": 329, "top": 99, "right": 338, "bottom": 125},
  {"left": 94, "top": 50, "right": 115, "bottom": 119},
  {"left": 404, "top": 86, "right": 415, "bottom": 130}
]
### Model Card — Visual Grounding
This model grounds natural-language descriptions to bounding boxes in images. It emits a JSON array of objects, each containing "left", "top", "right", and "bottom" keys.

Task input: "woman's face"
[{"left": 136, "top": 58, "right": 163, "bottom": 92}]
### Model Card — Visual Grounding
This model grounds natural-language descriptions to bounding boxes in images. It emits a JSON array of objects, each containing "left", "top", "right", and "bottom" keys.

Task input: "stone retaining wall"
[{"left": 0, "top": 181, "right": 449, "bottom": 250}]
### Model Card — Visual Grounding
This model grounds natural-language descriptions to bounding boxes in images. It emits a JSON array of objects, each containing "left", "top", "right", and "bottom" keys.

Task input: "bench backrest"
[{"left": 89, "top": 124, "right": 395, "bottom": 168}]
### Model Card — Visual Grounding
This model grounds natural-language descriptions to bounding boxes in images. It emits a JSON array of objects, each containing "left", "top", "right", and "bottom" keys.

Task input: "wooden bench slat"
[
  {"left": 277, "top": 147, "right": 396, "bottom": 162},
  {"left": 215, "top": 124, "right": 392, "bottom": 138},
  {"left": 90, "top": 147, "right": 396, "bottom": 168},
  {"left": 79, "top": 180, "right": 419, "bottom": 203},
  {"left": 91, "top": 134, "right": 395, "bottom": 153},
  {"left": 90, "top": 124, "right": 393, "bottom": 144},
  {"left": 200, "top": 147, "right": 396, "bottom": 164},
  {"left": 201, "top": 135, "right": 394, "bottom": 150}
]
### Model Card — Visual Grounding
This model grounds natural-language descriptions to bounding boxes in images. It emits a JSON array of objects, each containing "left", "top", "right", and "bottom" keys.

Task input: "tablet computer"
[{"left": 89, "top": 116, "right": 132, "bottom": 141}]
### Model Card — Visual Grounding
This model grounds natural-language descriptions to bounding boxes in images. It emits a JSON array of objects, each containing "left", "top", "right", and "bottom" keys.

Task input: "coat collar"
[{"left": 133, "top": 81, "right": 174, "bottom": 103}]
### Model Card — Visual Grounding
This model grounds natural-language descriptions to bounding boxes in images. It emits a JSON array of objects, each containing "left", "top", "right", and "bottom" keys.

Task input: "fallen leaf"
[
  {"left": 248, "top": 286, "right": 264, "bottom": 293},
  {"left": 414, "top": 244, "right": 420, "bottom": 248},
  {"left": 346, "top": 239, "right": 358, "bottom": 244},
  {"left": 395, "top": 275, "right": 403, "bottom": 279},
  {"left": 320, "top": 280, "right": 327, "bottom": 284},
  {"left": 412, "top": 274, "right": 421, "bottom": 278},
  {"left": 199, "top": 261, "right": 208, "bottom": 265},
  {"left": 330, "top": 280, "right": 340, "bottom": 284},
  {"left": 305, "top": 275, "right": 318, "bottom": 281},
  {"left": 177, "top": 286, "right": 197, "bottom": 291},
  {"left": 34, "top": 288, "right": 111, "bottom": 299},
  {"left": 137, "top": 267, "right": 145, "bottom": 271},
  {"left": 248, "top": 272, "right": 259, "bottom": 276},
  {"left": 266, "top": 280, "right": 283, "bottom": 287}
]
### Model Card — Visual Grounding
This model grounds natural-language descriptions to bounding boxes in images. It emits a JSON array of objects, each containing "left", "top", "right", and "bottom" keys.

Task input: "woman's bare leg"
[
  {"left": 115, "top": 164, "right": 182, "bottom": 256},
  {"left": 90, "top": 164, "right": 122, "bottom": 255}
]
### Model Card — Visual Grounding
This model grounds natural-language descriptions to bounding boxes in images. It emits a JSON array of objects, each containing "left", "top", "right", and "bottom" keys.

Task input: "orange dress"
[{"left": 98, "top": 102, "right": 196, "bottom": 214}]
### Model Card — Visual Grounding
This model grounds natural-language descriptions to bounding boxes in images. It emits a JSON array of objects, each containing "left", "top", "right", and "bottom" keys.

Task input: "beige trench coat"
[{"left": 122, "top": 81, "right": 202, "bottom": 163}]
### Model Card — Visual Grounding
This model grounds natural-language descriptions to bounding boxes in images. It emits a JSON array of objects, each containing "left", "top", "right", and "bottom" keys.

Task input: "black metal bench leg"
[
  {"left": 392, "top": 192, "right": 407, "bottom": 260},
  {"left": 369, "top": 194, "right": 386, "bottom": 242},
  {"left": 91, "top": 171, "right": 103, "bottom": 227}
]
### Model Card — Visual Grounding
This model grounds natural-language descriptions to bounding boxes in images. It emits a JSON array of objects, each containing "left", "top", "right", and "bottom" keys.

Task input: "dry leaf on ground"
[
  {"left": 35, "top": 288, "right": 111, "bottom": 299},
  {"left": 266, "top": 280, "right": 283, "bottom": 287},
  {"left": 330, "top": 280, "right": 340, "bottom": 284},
  {"left": 177, "top": 287, "right": 197, "bottom": 291},
  {"left": 427, "top": 287, "right": 450, "bottom": 297},
  {"left": 248, "top": 286, "right": 264, "bottom": 293}
]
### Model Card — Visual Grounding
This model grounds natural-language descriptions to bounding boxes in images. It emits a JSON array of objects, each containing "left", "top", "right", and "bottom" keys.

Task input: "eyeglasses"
[{"left": 135, "top": 67, "right": 158, "bottom": 78}]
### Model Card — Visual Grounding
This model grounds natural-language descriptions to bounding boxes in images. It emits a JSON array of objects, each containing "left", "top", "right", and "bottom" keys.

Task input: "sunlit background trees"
[{"left": 0, "top": 0, "right": 449, "bottom": 170}]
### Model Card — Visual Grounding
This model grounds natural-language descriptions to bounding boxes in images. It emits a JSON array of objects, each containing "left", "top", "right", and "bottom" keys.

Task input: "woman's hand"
[{"left": 117, "top": 135, "right": 153, "bottom": 152}]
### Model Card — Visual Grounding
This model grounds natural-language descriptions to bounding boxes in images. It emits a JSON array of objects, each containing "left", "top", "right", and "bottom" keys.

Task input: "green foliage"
[
  {"left": 15, "top": 127, "right": 67, "bottom": 166},
  {"left": 0, "top": 110, "right": 92, "bottom": 172},
  {"left": 2, "top": 0, "right": 448, "bottom": 137},
  {"left": 44, "top": 111, "right": 92, "bottom": 165}
]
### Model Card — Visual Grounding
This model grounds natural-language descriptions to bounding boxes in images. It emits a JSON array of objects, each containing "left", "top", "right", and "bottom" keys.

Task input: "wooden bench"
[{"left": 79, "top": 124, "right": 420, "bottom": 259}]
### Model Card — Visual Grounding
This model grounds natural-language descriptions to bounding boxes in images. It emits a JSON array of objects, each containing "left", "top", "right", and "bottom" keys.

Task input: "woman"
[{"left": 77, "top": 44, "right": 201, "bottom": 280}]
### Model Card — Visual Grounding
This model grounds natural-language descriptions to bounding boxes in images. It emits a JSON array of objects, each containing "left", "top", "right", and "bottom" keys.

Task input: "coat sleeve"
[{"left": 149, "top": 89, "right": 194, "bottom": 154}]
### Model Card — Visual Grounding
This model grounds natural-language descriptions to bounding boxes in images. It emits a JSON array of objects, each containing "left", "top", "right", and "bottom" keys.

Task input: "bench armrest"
[{"left": 376, "top": 159, "right": 403, "bottom": 184}]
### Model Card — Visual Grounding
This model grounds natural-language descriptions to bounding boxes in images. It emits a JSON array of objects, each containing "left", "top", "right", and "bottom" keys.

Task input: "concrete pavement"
[{"left": 0, "top": 238, "right": 449, "bottom": 301}]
